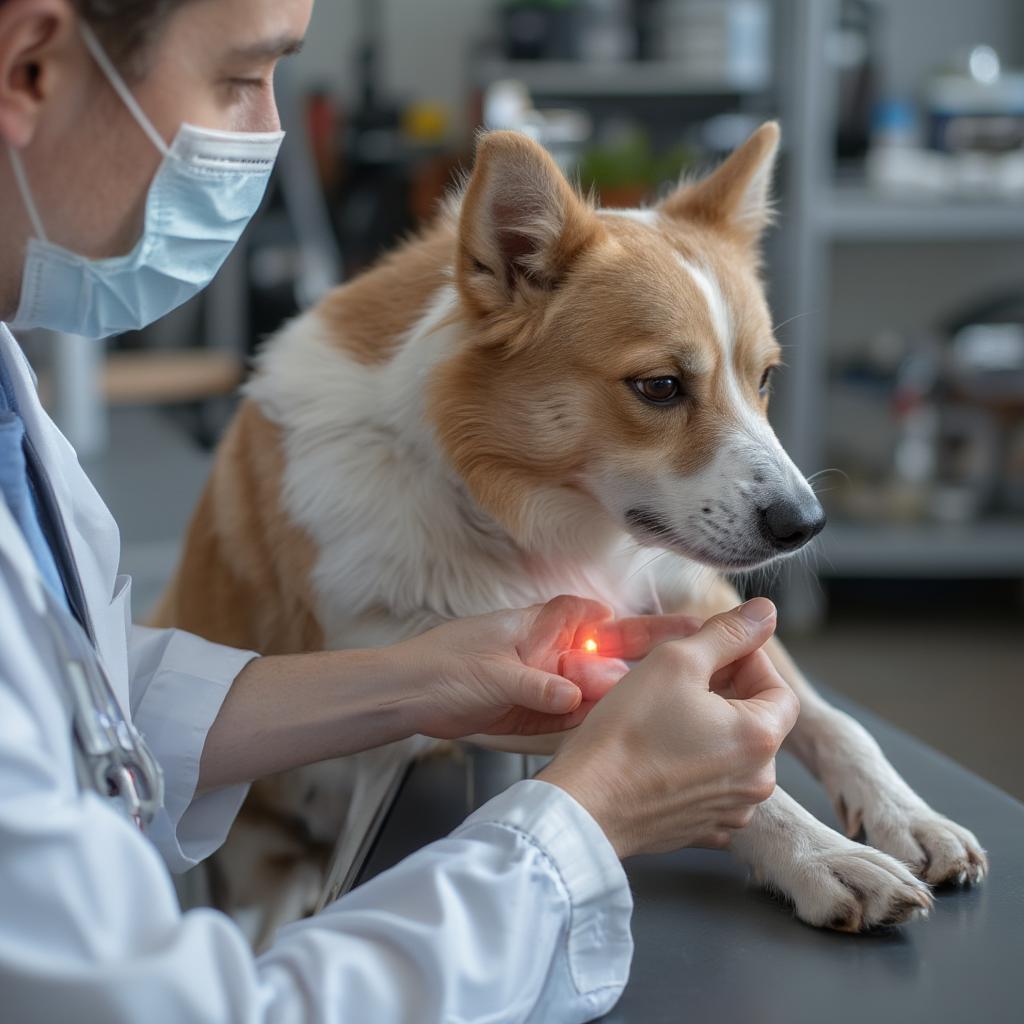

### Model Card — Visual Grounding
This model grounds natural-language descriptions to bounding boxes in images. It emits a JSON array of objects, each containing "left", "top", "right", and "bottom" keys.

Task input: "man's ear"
[
  {"left": 456, "top": 131, "right": 604, "bottom": 316},
  {"left": 660, "top": 121, "right": 780, "bottom": 245},
  {"left": 0, "top": 0, "right": 76, "bottom": 148}
]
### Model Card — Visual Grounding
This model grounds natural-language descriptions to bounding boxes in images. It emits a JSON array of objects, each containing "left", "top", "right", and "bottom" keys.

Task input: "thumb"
[
  {"left": 683, "top": 598, "right": 777, "bottom": 674},
  {"left": 514, "top": 669, "right": 583, "bottom": 715},
  {"left": 559, "top": 651, "right": 631, "bottom": 702}
]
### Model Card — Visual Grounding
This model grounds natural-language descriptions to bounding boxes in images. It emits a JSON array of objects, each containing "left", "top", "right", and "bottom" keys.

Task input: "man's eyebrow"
[{"left": 228, "top": 35, "right": 305, "bottom": 62}]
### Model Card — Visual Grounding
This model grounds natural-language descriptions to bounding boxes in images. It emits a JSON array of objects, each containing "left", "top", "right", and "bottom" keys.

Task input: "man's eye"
[
  {"left": 226, "top": 77, "right": 267, "bottom": 96},
  {"left": 759, "top": 366, "right": 777, "bottom": 396},
  {"left": 632, "top": 377, "right": 683, "bottom": 405}
]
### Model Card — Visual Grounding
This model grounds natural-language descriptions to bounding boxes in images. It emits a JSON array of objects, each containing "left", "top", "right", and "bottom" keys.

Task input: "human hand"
[
  {"left": 537, "top": 598, "right": 800, "bottom": 858},
  {"left": 393, "top": 595, "right": 703, "bottom": 741}
]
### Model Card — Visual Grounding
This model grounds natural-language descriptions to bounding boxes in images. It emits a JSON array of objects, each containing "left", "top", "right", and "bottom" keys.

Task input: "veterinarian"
[{"left": 0, "top": 1, "right": 800, "bottom": 1021}]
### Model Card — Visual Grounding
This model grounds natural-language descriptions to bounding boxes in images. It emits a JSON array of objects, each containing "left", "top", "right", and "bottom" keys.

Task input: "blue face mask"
[{"left": 7, "top": 23, "right": 284, "bottom": 341}]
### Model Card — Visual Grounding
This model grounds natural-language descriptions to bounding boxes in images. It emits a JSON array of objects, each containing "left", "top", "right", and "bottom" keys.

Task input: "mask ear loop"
[
  {"left": 6, "top": 146, "right": 48, "bottom": 242},
  {"left": 6, "top": 22, "right": 172, "bottom": 247},
  {"left": 78, "top": 21, "right": 170, "bottom": 159}
]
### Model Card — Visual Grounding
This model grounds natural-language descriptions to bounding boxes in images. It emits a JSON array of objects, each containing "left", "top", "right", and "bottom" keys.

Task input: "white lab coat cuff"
[
  {"left": 129, "top": 626, "right": 258, "bottom": 873},
  {"left": 454, "top": 778, "right": 634, "bottom": 1004}
]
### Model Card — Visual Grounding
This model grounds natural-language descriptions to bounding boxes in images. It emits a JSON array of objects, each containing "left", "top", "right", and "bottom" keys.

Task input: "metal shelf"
[
  {"left": 817, "top": 519, "right": 1024, "bottom": 577},
  {"left": 475, "top": 59, "right": 764, "bottom": 97},
  {"left": 770, "top": 0, "right": 1024, "bottom": 614},
  {"left": 816, "top": 185, "right": 1024, "bottom": 243}
]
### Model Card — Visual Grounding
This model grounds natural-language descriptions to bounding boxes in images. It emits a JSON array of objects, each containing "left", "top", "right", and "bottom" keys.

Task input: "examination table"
[{"left": 352, "top": 690, "right": 1024, "bottom": 1023}]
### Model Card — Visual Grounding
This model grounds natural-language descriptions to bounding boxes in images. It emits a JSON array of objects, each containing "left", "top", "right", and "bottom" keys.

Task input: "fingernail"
[
  {"left": 550, "top": 683, "right": 580, "bottom": 712},
  {"left": 739, "top": 597, "right": 775, "bottom": 622}
]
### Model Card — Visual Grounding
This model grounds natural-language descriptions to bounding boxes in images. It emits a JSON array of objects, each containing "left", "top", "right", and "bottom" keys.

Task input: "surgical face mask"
[{"left": 6, "top": 23, "right": 284, "bottom": 340}]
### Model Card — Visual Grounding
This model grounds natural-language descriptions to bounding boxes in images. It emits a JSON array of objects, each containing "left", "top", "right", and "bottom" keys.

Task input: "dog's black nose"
[{"left": 759, "top": 498, "right": 826, "bottom": 552}]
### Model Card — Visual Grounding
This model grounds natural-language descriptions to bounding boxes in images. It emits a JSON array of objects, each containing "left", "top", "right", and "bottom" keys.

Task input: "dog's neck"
[{"left": 248, "top": 288, "right": 684, "bottom": 642}]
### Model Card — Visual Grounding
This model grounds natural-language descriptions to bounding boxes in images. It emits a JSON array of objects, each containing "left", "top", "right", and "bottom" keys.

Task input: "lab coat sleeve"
[
  {"left": 127, "top": 623, "right": 259, "bottom": 873},
  {"left": 2, "top": 623, "right": 634, "bottom": 1024},
  {"left": 259, "top": 779, "right": 634, "bottom": 1023}
]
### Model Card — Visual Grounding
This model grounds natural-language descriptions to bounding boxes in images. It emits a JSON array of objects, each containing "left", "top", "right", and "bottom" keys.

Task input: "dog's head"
[{"left": 430, "top": 124, "right": 823, "bottom": 572}]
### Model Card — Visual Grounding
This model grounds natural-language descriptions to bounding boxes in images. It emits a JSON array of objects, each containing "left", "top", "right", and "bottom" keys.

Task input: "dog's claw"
[
  {"left": 831, "top": 797, "right": 988, "bottom": 890},
  {"left": 772, "top": 842, "right": 934, "bottom": 933}
]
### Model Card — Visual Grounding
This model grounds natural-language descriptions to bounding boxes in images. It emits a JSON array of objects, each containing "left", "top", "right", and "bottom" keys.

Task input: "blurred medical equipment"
[
  {"left": 867, "top": 44, "right": 1024, "bottom": 197},
  {"left": 825, "top": 287, "right": 1024, "bottom": 526}
]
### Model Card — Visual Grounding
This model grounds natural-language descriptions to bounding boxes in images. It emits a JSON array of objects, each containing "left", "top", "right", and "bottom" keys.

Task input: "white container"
[{"left": 653, "top": 0, "right": 770, "bottom": 90}]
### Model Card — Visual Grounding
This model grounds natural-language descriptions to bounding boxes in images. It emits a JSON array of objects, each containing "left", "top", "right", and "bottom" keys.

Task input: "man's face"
[
  {"left": 138, "top": 0, "right": 312, "bottom": 138},
  {"left": 21, "top": 0, "right": 313, "bottom": 262}
]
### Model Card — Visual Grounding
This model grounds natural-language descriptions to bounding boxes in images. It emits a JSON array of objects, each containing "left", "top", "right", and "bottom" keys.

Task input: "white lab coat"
[{"left": 0, "top": 323, "right": 634, "bottom": 1023}]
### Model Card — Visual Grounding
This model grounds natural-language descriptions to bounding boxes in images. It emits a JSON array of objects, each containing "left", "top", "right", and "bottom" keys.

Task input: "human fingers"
[
  {"left": 509, "top": 699, "right": 598, "bottom": 736},
  {"left": 507, "top": 667, "right": 583, "bottom": 716},
  {"left": 527, "top": 595, "right": 616, "bottom": 655},
  {"left": 678, "top": 599, "right": 777, "bottom": 677},
  {"left": 710, "top": 648, "right": 770, "bottom": 696},
  {"left": 727, "top": 649, "right": 800, "bottom": 736},
  {"left": 586, "top": 613, "right": 704, "bottom": 660},
  {"left": 558, "top": 651, "right": 630, "bottom": 702}
]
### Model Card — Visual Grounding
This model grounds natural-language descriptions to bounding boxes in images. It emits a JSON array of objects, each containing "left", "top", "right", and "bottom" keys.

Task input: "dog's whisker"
[
  {"left": 772, "top": 310, "right": 814, "bottom": 334},
  {"left": 626, "top": 549, "right": 671, "bottom": 582},
  {"left": 807, "top": 467, "right": 849, "bottom": 485}
]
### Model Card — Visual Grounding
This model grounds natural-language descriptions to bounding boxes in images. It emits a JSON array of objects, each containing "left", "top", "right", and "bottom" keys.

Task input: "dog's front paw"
[
  {"left": 735, "top": 790, "right": 934, "bottom": 932},
  {"left": 763, "top": 837, "right": 933, "bottom": 932},
  {"left": 838, "top": 795, "right": 988, "bottom": 888},
  {"left": 810, "top": 709, "right": 988, "bottom": 888}
]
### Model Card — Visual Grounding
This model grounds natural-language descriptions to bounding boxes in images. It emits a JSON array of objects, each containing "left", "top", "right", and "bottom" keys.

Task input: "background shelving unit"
[
  {"left": 773, "top": 0, "right": 1024, "bottom": 625},
  {"left": 819, "top": 519, "right": 1024, "bottom": 577},
  {"left": 820, "top": 185, "right": 1024, "bottom": 242},
  {"left": 474, "top": 57, "right": 765, "bottom": 98}
]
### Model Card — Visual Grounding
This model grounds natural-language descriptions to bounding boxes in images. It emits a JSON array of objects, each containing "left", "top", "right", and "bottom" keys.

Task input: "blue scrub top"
[{"left": 0, "top": 349, "right": 70, "bottom": 609}]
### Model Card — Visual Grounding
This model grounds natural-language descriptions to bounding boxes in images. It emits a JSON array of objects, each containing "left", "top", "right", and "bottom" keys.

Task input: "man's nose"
[{"left": 758, "top": 495, "right": 827, "bottom": 552}]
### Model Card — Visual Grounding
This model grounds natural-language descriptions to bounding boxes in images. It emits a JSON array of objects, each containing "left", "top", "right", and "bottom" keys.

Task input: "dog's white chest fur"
[{"left": 246, "top": 287, "right": 704, "bottom": 650}]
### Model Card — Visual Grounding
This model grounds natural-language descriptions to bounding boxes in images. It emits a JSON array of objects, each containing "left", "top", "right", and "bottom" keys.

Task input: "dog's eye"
[
  {"left": 759, "top": 366, "right": 777, "bottom": 396},
  {"left": 633, "top": 377, "right": 682, "bottom": 405}
]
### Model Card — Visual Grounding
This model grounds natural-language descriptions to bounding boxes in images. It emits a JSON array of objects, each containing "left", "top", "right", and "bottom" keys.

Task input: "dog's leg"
[
  {"left": 729, "top": 785, "right": 932, "bottom": 930},
  {"left": 772, "top": 636, "right": 987, "bottom": 886},
  {"left": 664, "top": 574, "right": 988, "bottom": 888}
]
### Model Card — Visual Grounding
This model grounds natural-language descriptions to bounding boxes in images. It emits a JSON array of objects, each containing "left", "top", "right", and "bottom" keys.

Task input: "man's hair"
[
  {"left": 0, "top": 0, "right": 199, "bottom": 80},
  {"left": 73, "top": 0, "right": 195, "bottom": 71},
  {"left": 0, "top": 1, "right": 194, "bottom": 63}
]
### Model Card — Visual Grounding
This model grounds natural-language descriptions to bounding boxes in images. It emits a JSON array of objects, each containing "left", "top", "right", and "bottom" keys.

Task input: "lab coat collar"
[
  {"left": 0, "top": 323, "right": 129, "bottom": 703},
  {"left": 0, "top": 326, "right": 52, "bottom": 613}
]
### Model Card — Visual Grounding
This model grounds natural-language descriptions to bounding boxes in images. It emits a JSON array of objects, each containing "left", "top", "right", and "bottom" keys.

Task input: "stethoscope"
[
  {"left": 43, "top": 596, "right": 164, "bottom": 831},
  {"left": 23, "top": 426, "right": 164, "bottom": 832}
]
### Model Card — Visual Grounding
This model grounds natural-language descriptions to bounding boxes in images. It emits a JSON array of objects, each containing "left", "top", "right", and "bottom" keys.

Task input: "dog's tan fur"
[
  {"left": 153, "top": 400, "right": 322, "bottom": 654},
  {"left": 318, "top": 225, "right": 455, "bottom": 366}
]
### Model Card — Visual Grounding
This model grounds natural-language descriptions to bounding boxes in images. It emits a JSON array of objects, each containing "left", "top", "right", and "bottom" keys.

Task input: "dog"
[{"left": 154, "top": 123, "right": 986, "bottom": 941}]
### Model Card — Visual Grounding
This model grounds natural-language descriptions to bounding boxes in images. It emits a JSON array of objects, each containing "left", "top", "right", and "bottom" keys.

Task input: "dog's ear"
[
  {"left": 660, "top": 122, "right": 780, "bottom": 246},
  {"left": 457, "top": 131, "right": 603, "bottom": 315}
]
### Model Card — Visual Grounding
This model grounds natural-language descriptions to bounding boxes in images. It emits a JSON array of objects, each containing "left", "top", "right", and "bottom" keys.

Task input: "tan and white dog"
[{"left": 155, "top": 123, "right": 986, "bottom": 938}]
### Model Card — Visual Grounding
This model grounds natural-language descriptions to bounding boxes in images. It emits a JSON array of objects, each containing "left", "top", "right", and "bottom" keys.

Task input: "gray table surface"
[{"left": 356, "top": 692, "right": 1024, "bottom": 1023}]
